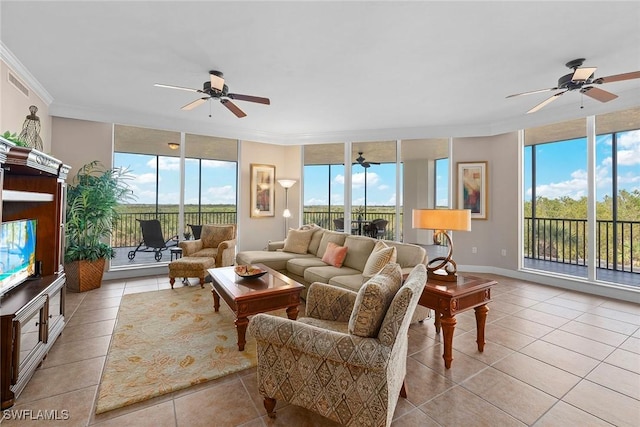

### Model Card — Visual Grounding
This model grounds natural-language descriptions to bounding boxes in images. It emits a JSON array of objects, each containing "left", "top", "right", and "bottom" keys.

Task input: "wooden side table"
[{"left": 418, "top": 274, "right": 496, "bottom": 369}]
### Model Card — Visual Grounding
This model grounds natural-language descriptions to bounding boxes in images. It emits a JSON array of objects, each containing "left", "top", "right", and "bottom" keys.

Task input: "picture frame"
[
  {"left": 457, "top": 161, "right": 488, "bottom": 220},
  {"left": 250, "top": 164, "right": 276, "bottom": 218}
]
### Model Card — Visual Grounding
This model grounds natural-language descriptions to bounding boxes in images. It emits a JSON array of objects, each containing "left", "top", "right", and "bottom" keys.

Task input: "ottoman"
[{"left": 168, "top": 256, "right": 216, "bottom": 288}]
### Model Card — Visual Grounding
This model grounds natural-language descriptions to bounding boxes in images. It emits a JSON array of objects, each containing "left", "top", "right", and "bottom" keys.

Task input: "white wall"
[{"left": 51, "top": 118, "right": 113, "bottom": 178}]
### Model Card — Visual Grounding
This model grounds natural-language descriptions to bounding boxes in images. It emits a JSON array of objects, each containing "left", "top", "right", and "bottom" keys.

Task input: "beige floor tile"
[
  {"left": 563, "top": 380, "right": 640, "bottom": 427},
  {"left": 174, "top": 379, "right": 261, "bottom": 427},
  {"left": 66, "top": 307, "right": 120, "bottom": 328},
  {"left": 17, "top": 357, "right": 105, "bottom": 404},
  {"left": 591, "top": 306, "right": 640, "bottom": 326},
  {"left": 553, "top": 291, "right": 608, "bottom": 306},
  {"left": 462, "top": 367, "right": 557, "bottom": 425},
  {"left": 620, "top": 336, "right": 640, "bottom": 354},
  {"left": 586, "top": 362, "right": 640, "bottom": 400},
  {"left": 390, "top": 396, "right": 417, "bottom": 421},
  {"left": 528, "top": 302, "right": 584, "bottom": 320},
  {"left": 487, "top": 299, "right": 526, "bottom": 316},
  {"left": 559, "top": 320, "right": 629, "bottom": 347},
  {"left": 509, "top": 287, "right": 563, "bottom": 301},
  {"left": 260, "top": 403, "right": 341, "bottom": 426},
  {"left": 2, "top": 386, "right": 97, "bottom": 427},
  {"left": 91, "top": 401, "right": 176, "bottom": 427},
  {"left": 600, "top": 299, "right": 640, "bottom": 315},
  {"left": 403, "top": 357, "right": 456, "bottom": 406},
  {"left": 80, "top": 288, "right": 125, "bottom": 299},
  {"left": 533, "top": 401, "right": 615, "bottom": 427},
  {"left": 41, "top": 335, "right": 111, "bottom": 368},
  {"left": 519, "top": 340, "right": 599, "bottom": 377},
  {"left": 125, "top": 277, "right": 161, "bottom": 287},
  {"left": 410, "top": 344, "right": 489, "bottom": 385},
  {"left": 75, "top": 296, "right": 122, "bottom": 312},
  {"left": 419, "top": 385, "right": 526, "bottom": 427},
  {"left": 513, "top": 308, "right": 570, "bottom": 328},
  {"left": 492, "top": 292, "right": 540, "bottom": 308},
  {"left": 541, "top": 329, "right": 616, "bottom": 360},
  {"left": 603, "top": 348, "right": 640, "bottom": 374},
  {"left": 484, "top": 323, "right": 537, "bottom": 350},
  {"left": 57, "top": 319, "right": 116, "bottom": 344},
  {"left": 492, "top": 352, "right": 580, "bottom": 398},
  {"left": 451, "top": 329, "right": 515, "bottom": 365},
  {"left": 391, "top": 408, "right": 440, "bottom": 427},
  {"left": 492, "top": 315, "right": 554, "bottom": 338},
  {"left": 123, "top": 284, "right": 159, "bottom": 294},
  {"left": 574, "top": 312, "right": 639, "bottom": 335},
  {"left": 545, "top": 296, "right": 602, "bottom": 311}
]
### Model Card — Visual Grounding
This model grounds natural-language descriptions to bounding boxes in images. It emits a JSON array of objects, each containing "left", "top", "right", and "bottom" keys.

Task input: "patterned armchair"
[
  {"left": 248, "top": 263, "right": 427, "bottom": 427},
  {"left": 178, "top": 224, "right": 236, "bottom": 267}
]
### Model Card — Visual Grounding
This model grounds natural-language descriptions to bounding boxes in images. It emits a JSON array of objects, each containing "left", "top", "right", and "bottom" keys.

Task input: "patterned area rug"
[{"left": 96, "top": 286, "right": 267, "bottom": 414}]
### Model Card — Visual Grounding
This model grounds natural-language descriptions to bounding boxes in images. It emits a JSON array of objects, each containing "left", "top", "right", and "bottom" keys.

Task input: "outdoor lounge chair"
[{"left": 127, "top": 219, "right": 178, "bottom": 262}]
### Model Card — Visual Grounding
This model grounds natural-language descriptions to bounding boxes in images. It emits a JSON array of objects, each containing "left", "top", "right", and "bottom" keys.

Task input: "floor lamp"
[
  {"left": 277, "top": 179, "right": 297, "bottom": 238},
  {"left": 412, "top": 209, "right": 471, "bottom": 282}
]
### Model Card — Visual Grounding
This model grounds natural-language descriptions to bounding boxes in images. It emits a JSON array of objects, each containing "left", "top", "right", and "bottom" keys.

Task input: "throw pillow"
[
  {"left": 321, "top": 242, "right": 348, "bottom": 267},
  {"left": 348, "top": 263, "right": 403, "bottom": 337},
  {"left": 282, "top": 228, "right": 315, "bottom": 254},
  {"left": 362, "top": 240, "right": 398, "bottom": 278}
]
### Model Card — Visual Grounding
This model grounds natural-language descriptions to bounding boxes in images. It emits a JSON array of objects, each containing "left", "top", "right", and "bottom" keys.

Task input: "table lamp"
[{"left": 412, "top": 209, "right": 471, "bottom": 282}]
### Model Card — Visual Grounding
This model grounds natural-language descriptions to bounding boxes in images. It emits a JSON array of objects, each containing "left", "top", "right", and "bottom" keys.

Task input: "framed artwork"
[
  {"left": 457, "top": 161, "right": 488, "bottom": 220},
  {"left": 250, "top": 164, "right": 276, "bottom": 217}
]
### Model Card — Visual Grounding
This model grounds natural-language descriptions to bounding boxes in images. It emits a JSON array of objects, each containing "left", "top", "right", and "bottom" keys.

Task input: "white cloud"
[
  {"left": 133, "top": 173, "right": 157, "bottom": 184},
  {"left": 378, "top": 184, "right": 390, "bottom": 191},
  {"left": 147, "top": 157, "right": 181, "bottom": 171},
  {"left": 202, "top": 160, "right": 236, "bottom": 169},
  {"left": 334, "top": 172, "right": 380, "bottom": 188},
  {"left": 203, "top": 185, "right": 236, "bottom": 203},
  {"left": 531, "top": 165, "right": 611, "bottom": 199},
  {"left": 305, "top": 197, "right": 327, "bottom": 205},
  {"left": 616, "top": 130, "right": 640, "bottom": 166}
]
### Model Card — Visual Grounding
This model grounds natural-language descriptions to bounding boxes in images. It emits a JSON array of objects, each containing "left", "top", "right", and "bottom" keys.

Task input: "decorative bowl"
[{"left": 234, "top": 265, "right": 267, "bottom": 279}]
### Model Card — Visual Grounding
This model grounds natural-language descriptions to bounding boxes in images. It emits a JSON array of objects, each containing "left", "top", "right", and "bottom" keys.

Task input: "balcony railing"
[
  {"left": 302, "top": 210, "right": 401, "bottom": 240},
  {"left": 524, "top": 217, "right": 639, "bottom": 274}
]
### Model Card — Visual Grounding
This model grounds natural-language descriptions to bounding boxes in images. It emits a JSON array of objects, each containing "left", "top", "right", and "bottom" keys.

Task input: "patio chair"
[
  {"left": 187, "top": 224, "right": 203, "bottom": 240},
  {"left": 127, "top": 219, "right": 178, "bottom": 262},
  {"left": 367, "top": 218, "right": 389, "bottom": 239},
  {"left": 333, "top": 217, "right": 345, "bottom": 232}
]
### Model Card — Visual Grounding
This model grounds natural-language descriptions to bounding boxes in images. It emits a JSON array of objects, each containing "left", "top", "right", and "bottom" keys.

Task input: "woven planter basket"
[{"left": 65, "top": 258, "right": 106, "bottom": 292}]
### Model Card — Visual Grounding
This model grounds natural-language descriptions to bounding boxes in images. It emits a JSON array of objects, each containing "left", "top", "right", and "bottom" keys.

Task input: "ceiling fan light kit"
[
  {"left": 155, "top": 70, "right": 270, "bottom": 118},
  {"left": 507, "top": 58, "right": 640, "bottom": 114}
]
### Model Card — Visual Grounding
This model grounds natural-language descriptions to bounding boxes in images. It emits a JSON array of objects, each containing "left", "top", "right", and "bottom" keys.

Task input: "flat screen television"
[{"left": 0, "top": 219, "right": 37, "bottom": 296}]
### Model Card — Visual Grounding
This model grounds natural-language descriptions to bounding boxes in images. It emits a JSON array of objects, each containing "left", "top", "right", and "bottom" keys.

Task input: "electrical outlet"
[
  {"left": 472, "top": 247, "right": 477, "bottom": 254},
  {"left": 501, "top": 249, "right": 507, "bottom": 256}
]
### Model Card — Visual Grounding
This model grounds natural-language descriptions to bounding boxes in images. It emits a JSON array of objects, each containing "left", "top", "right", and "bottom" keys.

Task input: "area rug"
[{"left": 95, "top": 286, "right": 274, "bottom": 414}]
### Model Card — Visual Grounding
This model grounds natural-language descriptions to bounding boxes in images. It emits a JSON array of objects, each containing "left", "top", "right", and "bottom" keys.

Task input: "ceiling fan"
[
  {"left": 154, "top": 70, "right": 270, "bottom": 118},
  {"left": 355, "top": 152, "right": 380, "bottom": 168},
  {"left": 506, "top": 58, "right": 640, "bottom": 114}
]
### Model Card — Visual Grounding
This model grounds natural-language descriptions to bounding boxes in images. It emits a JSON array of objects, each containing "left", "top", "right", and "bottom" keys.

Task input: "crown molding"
[{"left": 0, "top": 42, "right": 53, "bottom": 105}]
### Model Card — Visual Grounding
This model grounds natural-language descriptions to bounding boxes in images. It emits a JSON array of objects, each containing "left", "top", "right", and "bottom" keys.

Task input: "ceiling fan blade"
[
  {"left": 598, "top": 71, "right": 640, "bottom": 84},
  {"left": 154, "top": 83, "right": 202, "bottom": 93},
  {"left": 221, "top": 99, "right": 247, "bottom": 118},
  {"left": 506, "top": 87, "right": 558, "bottom": 98},
  {"left": 581, "top": 86, "right": 618, "bottom": 102},
  {"left": 181, "top": 97, "right": 208, "bottom": 111},
  {"left": 527, "top": 91, "right": 566, "bottom": 114},
  {"left": 572, "top": 67, "right": 596, "bottom": 82},
  {"left": 228, "top": 93, "right": 271, "bottom": 105}
]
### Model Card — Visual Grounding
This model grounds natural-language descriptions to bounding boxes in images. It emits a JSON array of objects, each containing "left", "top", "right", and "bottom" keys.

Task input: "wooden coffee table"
[
  {"left": 418, "top": 274, "right": 496, "bottom": 369},
  {"left": 208, "top": 264, "right": 304, "bottom": 351}
]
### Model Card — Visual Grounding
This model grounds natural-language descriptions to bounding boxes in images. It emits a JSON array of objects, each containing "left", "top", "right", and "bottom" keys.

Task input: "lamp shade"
[
  {"left": 412, "top": 209, "right": 471, "bottom": 231},
  {"left": 277, "top": 179, "right": 296, "bottom": 189},
  {"left": 167, "top": 142, "right": 180, "bottom": 150}
]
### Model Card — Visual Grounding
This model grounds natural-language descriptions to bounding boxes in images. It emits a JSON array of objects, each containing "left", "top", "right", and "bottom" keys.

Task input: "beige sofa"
[{"left": 236, "top": 226, "right": 427, "bottom": 297}]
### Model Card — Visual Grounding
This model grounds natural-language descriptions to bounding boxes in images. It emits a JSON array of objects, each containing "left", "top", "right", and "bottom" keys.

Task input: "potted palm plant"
[{"left": 64, "top": 161, "right": 134, "bottom": 292}]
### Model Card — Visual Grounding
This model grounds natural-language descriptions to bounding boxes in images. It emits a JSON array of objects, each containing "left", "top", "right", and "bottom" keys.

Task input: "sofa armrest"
[
  {"left": 305, "top": 282, "right": 357, "bottom": 323},
  {"left": 216, "top": 238, "right": 237, "bottom": 267},
  {"left": 267, "top": 240, "right": 285, "bottom": 251},
  {"left": 179, "top": 239, "right": 203, "bottom": 257},
  {"left": 248, "top": 313, "right": 390, "bottom": 369}
]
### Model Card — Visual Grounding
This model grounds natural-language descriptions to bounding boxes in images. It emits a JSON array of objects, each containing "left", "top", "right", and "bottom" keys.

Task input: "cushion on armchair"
[
  {"left": 348, "top": 262, "right": 403, "bottom": 337},
  {"left": 200, "top": 224, "right": 235, "bottom": 248}
]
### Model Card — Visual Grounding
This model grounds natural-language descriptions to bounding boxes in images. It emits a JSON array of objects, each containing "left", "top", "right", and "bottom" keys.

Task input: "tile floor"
[{"left": 2, "top": 273, "right": 639, "bottom": 426}]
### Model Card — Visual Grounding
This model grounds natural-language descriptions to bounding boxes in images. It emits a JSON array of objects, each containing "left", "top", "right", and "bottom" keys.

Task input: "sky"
[{"left": 115, "top": 129, "right": 639, "bottom": 206}]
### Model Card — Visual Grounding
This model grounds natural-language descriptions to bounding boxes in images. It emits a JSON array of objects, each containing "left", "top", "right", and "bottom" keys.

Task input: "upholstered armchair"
[
  {"left": 247, "top": 263, "right": 427, "bottom": 427},
  {"left": 179, "top": 224, "right": 237, "bottom": 267}
]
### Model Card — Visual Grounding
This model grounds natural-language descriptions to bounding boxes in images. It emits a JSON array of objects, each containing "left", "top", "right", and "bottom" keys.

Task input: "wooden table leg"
[
  {"left": 440, "top": 315, "right": 456, "bottom": 369},
  {"left": 169, "top": 277, "right": 175, "bottom": 289},
  {"left": 235, "top": 316, "right": 249, "bottom": 351},
  {"left": 286, "top": 304, "right": 299, "bottom": 320},
  {"left": 474, "top": 304, "right": 489, "bottom": 352},
  {"left": 434, "top": 311, "right": 441, "bottom": 334},
  {"left": 211, "top": 288, "right": 220, "bottom": 312}
]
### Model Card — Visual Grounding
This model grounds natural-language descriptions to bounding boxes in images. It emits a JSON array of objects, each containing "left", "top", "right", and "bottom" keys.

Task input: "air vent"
[{"left": 8, "top": 72, "right": 29, "bottom": 97}]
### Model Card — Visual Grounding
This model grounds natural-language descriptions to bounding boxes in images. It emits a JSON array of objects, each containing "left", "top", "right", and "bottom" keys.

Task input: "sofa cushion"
[
  {"left": 307, "top": 228, "right": 325, "bottom": 256},
  {"left": 286, "top": 257, "right": 327, "bottom": 277},
  {"left": 236, "top": 250, "right": 313, "bottom": 271},
  {"left": 342, "top": 235, "right": 376, "bottom": 271},
  {"left": 362, "top": 240, "right": 397, "bottom": 278},
  {"left": 328, "top": 273, "right": 367, "bottom": 293},
  {"left": 321, "top": 242, "right": 348, "bottom": 267},
  {"left": 304, "top": 265, "right": 361, "bottom": 285},
  {"left": 386, "top": 241, "right": 427, "bottom": 268},
  {"left": 283, "top": 228, "right": 315, "bottom": 254},
  {"left": 348, "top": 263, "right": 403, "bottom": 338},
  {"left": 201, "top": 224, "right": 235, "bottom": 249},
  {"left": 317, "top": 231, "right": 348, "bottom": 258}
]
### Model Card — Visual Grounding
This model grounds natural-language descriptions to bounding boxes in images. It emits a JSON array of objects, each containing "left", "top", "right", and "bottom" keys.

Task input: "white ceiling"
[{"left": 2, "top": 1, "right": 640, "bottom": 145}]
